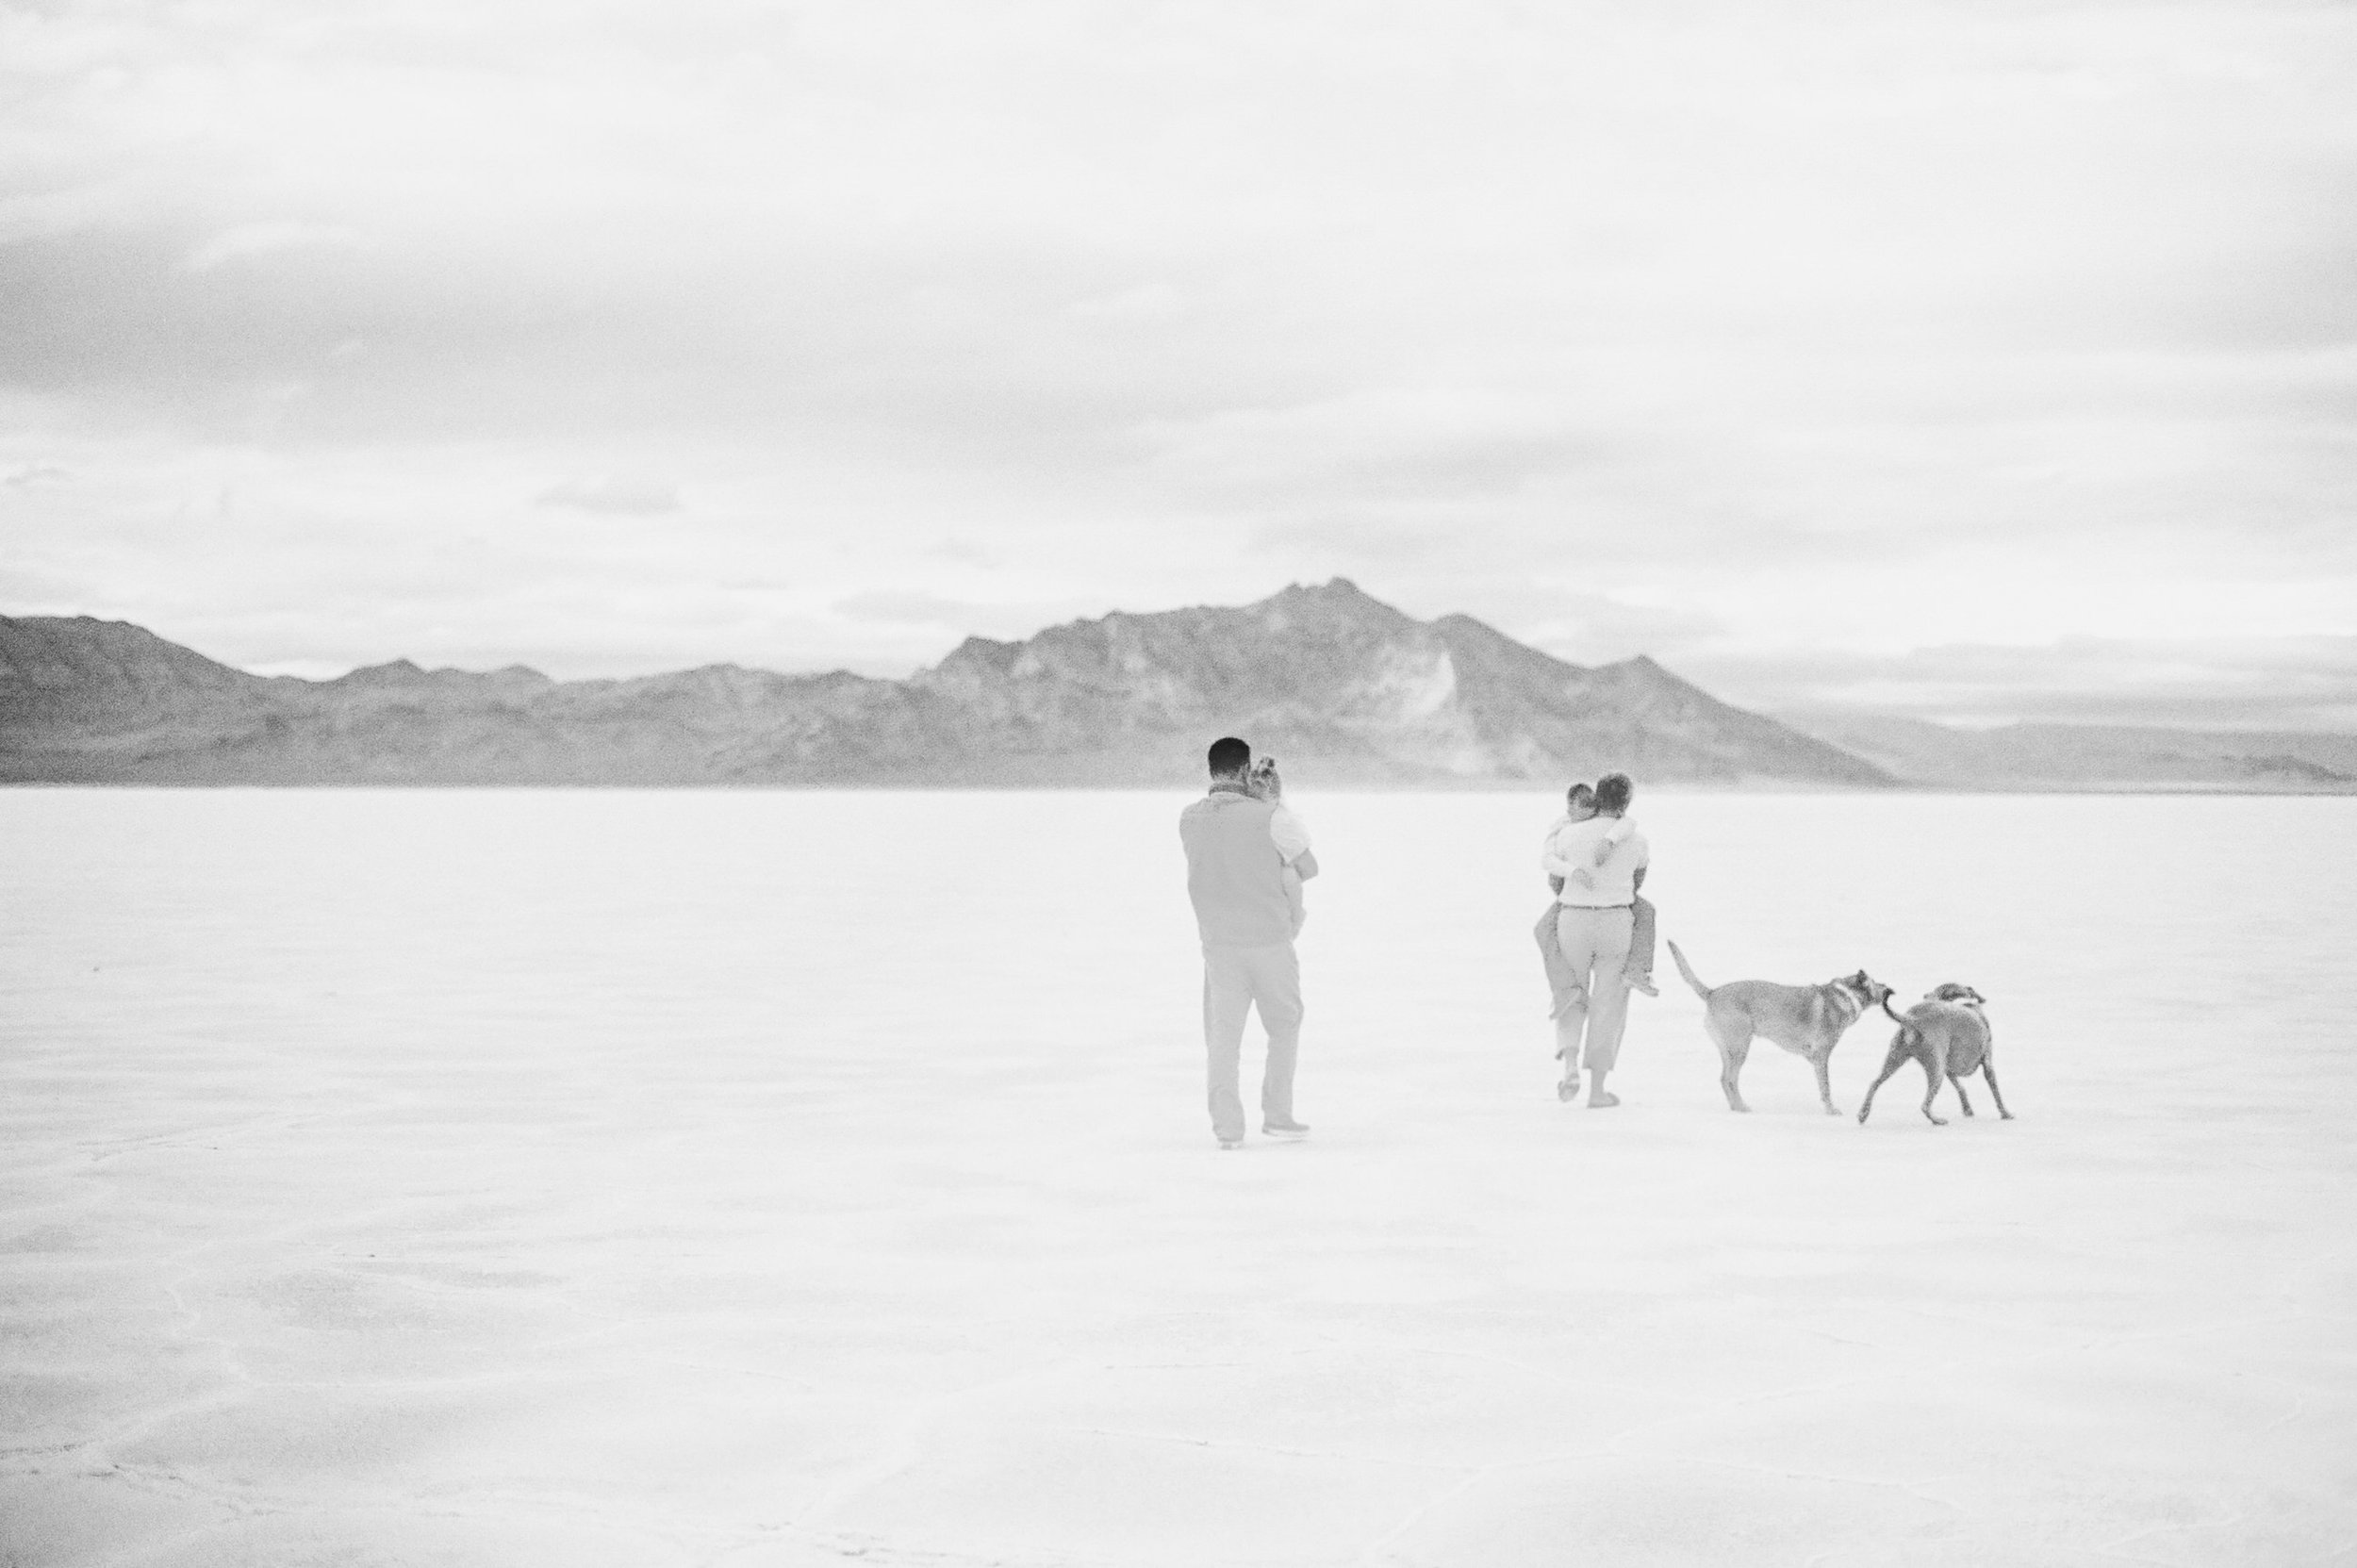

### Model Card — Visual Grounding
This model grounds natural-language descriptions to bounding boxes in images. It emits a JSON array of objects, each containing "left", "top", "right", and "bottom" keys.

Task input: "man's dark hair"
[
  {"left": 1594, "top": 771, "right": 1634, "bottom": 815},
  {"left": 1565, "top": 782, "right": 1596, "bottom": 808},
  {"left": 1207, "top": 736, "right": 1251, "bottom": 777}
]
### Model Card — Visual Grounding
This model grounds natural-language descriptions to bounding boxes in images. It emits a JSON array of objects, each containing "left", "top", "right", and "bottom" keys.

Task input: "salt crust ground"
[{"left": 2, "top": 788, "right": 2353, "bottom": 1568}]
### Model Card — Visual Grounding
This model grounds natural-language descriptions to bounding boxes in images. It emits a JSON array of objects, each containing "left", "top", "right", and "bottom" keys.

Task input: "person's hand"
[{"left": 1570, "top": 867, "right": 1595, "bottom": 890}]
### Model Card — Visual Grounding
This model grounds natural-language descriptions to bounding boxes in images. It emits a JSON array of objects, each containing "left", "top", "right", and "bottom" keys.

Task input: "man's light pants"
[
  {"left": 1202, "top": 941, "right": 1302, "bottom": 1142},
  {"left": 1552, "top": 906, "right": 1635, "bottom": 1075}
]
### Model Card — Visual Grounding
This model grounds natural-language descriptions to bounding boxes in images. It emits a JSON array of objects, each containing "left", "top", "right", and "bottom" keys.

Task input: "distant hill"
[
  {"left": 1777, "top": 711, "right": 2357, "bottom": 794},
  {"left": 0, "top": 580, "right": 1890, "bottom": 787}
]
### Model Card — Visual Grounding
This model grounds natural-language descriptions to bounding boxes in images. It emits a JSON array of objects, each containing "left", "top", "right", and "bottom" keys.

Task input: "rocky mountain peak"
[
  {"left": 1260, "top": 576, "right": 1374, "bottom": 607},
  {"left": 331, "top": 659, "right": 431, "bottom": 686},
  {"left": 1244, "top": 577, "right": 1417, "bottom": 636}
]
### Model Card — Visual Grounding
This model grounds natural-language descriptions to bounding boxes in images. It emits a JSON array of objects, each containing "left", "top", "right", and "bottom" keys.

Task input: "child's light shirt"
[{"left": 1539, "top": 813, "right": 1632, "bottom": 867}]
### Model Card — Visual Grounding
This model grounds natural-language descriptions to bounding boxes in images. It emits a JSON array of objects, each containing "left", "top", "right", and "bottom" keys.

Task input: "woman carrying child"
[{"left": 1535, "top": 771, "right": 1655, "bottom": 1107}]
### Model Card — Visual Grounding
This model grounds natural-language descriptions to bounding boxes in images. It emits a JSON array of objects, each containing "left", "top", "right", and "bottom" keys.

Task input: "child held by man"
[{"left": 1244, "top": 756, "right": 1312, "bottom": 937}]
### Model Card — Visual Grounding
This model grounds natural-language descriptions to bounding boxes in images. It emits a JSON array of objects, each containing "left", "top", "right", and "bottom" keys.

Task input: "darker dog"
[
  {"left": 1666, "top": 940, "right": 1891, "bottom": 1115},
  {"left": 1857, "top": 984, "right": 2013, "bottom": 1127}
]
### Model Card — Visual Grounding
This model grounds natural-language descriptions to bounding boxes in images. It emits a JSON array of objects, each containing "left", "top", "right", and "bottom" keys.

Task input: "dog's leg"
[
  {"left": 1980, "top": 1060, "right": 2014, "bottom": 1120},
  {"left": 1857, "top": 1039, "right": 1908, "bottom": 1124},
  {"left": 1950, "top": 1072, "right": 1976, "bottom": 1117},
  {"left": 1810, "top": 1049, "right": 1842, "bottom": 1117},
  {"left": 1918, "top": 1051, "right": 1948, "bottom": 1126},
  {"left": 1709, "top": 1017, "right": 1754, "bottom": 1113}
]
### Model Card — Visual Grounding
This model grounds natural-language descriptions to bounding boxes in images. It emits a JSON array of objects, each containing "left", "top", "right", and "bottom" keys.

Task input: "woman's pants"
[
  {"left": 1535, "top": 897, "right": 1655, "bottom": 1015},
  {"left": 1551, "top": 905, "right": 1635, "bottom": 1074}
]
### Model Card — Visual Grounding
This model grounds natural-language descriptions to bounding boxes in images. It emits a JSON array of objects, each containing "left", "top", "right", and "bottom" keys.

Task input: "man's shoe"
[
  {"left": 1627, "top": 976, "right": 1660, "bottom": 998},
  {"left": 1588, "top": 1090, "right": 1622, "bottom": 1109},
  {"left": 1217, "top": 1135, "right": 1244, "bottom": 1150},
  {"left": 1261, "top": 1119, "right": 1310, "bottom": 1139}
]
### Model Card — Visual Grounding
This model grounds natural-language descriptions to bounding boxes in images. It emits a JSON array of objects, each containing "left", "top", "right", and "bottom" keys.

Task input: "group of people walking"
[{"left": 1178, "top": 735, "right": 1654, "bottom": 1148}]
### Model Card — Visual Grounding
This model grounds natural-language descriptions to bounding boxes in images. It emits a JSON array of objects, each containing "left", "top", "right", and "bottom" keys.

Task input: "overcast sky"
[{"left": 4, "top": 0, "right": 2353, "bottom": 727}]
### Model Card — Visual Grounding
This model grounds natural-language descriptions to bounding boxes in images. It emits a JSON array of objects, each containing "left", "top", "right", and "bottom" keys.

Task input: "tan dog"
[
  {"left": 1667, "top": 940, "right": 1892, "bottom": 1115},
  {"left": 1857, "top": 984, "right": 2012, "bottom": 1127}
]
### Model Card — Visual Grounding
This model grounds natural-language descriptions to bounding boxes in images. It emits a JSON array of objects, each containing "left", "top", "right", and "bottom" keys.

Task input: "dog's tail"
[
  {"left": 1881, "top": 994, "right": 1914, "bottom": 1026},
  {"left": 1664, "top": 939, "right": 1712, "bottom": 1000}
]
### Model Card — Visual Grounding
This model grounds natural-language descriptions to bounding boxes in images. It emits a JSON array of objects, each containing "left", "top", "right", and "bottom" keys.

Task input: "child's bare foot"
[
  {"left": 1557, "top": 1075, "right": 1580, "bottom": 1102},
  {"left": 1625, "top": 974, "right": 1658, "bottom": 998},
  {"left": 1587, "top": 1090, "right": 1622, "bottom": 1109}
]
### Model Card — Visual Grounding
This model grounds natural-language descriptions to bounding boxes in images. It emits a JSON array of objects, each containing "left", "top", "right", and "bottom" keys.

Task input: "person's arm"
[
  {"left": 1591, "top": 815, "right": 1633, "bottom": 867},
  {"left": 1540, "top": 836, "right": 1588, "bottom": 879},
  {"left": 1293, "top": 849, "right": 1320, "bottom": 881}
]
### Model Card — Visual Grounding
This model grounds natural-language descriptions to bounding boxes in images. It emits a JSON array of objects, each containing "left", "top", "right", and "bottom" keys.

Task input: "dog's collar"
[{"left": 1824, "top": 983, "right": 1866, "bottom": 1023}]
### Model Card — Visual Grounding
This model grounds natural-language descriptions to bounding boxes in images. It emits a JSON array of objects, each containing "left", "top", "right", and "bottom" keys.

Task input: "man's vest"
[{"left": 1178, "top": 788, "right": 1294, "bottom": 947}]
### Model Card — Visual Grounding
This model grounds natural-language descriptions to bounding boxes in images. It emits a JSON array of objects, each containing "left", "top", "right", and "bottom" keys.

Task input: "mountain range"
[
  {"left": 0, "top": 580, "right": 1885, "bottom": 787},
  {"left": 2, "top": 580, "right": 2349, "bottom": 791},
  {"left": 1774, "top": 710, "right": 2357, "bottom": 794}
]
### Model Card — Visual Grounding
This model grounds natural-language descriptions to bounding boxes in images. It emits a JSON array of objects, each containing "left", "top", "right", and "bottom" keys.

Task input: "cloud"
[
  {"left": 3, "top": 462, "right": 69, "bottom": 487},
  {"left": 1144, "top": 389, "right": 1622, "bottom": 505},
  {"left": 832, "top": 591, "right": 980, "bottom": 627},
  {"left": 535, "top": 474, "right": 681, "bottom": 515},
  {"left": 1248, "top": 518, "right": 1449, "bottom": 566},
  {"left": 1694, "top": 635, "right": 2357, "bottom": 732},
  {"left": 1069, "top": 282, "right": 1183, "bottom": 320},
  {"left": 1475, "top": 589, "right": 1728, "bottom": 668},
  {"left": 182, "top": 221, "right": 365, "bottom": 272},
  {"left": 0, "top": 563, "right": 91, "bottom": 604},
  {"left": 832, "top": 590, "right": 1106, "bottom": 645},
  {"left": 1, "top": 0, "right": 2351, "bottom": 709},
  {"left": 926, "top": 536, "right": 1000, "bottom": 568}
]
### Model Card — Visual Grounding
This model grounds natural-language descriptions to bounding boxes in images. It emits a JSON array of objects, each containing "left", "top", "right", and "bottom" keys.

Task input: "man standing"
[
  {"left": 1178, "top": 736, "right": 1317, "bottom": 1149},
  {"left": 1539, "top": 770, "right": 1649, "bottom": 1108}
]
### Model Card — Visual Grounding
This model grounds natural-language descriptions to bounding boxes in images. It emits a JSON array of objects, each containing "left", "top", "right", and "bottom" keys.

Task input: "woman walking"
[{"left": 1537, "top": 771, "right": 1650, "bottom": 1107}]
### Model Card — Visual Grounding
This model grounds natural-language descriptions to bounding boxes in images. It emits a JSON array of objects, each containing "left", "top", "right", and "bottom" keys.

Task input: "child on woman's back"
[{"left": 1538, "top": 782, "right": 1658, "bottom": 999}]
